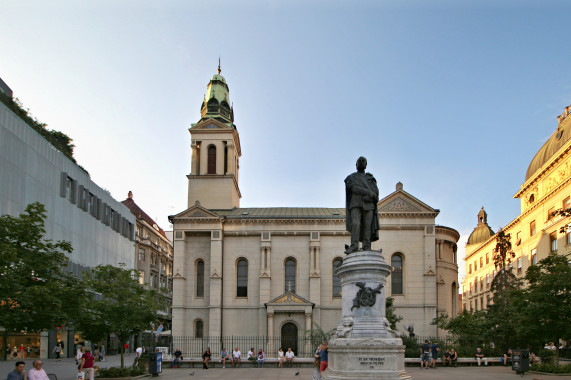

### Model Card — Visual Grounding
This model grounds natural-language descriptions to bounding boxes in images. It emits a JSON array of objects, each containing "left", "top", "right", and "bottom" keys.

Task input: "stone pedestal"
[{"left": 322, "top": 251, "right": 410, "bottom": 380}]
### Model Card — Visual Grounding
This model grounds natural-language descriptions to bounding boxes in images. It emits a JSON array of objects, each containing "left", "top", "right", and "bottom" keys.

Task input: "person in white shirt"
[
  {"left": 247, "top": 348, "right": 255, "bottom": 361},
  {"left": 278, "top": 348, "right": 285, "bottom": 368},
  {"left": 285, "top": 348, "right": 295, "bottom": 367},
  {"left": 28, "top": 361, "right": 48, "bottom": 380},
  {"left": 232, "top": 347, "right": 241, "bottom": 367},
  {"left": 136, "top": 347, "right": 143, "bottom": 358}
]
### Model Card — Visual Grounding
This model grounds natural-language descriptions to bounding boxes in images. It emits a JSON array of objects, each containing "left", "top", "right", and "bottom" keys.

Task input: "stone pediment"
[
  {"left": 265, "top": 292, "right": 314, "bottom": 306},
  {"left": 378, "top": 183, "right": 439, "bottom": 217},
  {"left": 170, "top": 203, "right": 222, "bottom": 221},
  {"left": 191, "top": 119, "right": 233, "bottom": 130}
]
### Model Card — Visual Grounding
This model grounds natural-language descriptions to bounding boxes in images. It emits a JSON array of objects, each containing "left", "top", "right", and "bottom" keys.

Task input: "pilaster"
[
  {"left": 309, "top": 241, "right": 321, "bottom": 307},
  {"left": 209, "top": 230, "right": 223, "bottom": 336},
  {"left": 172, "top": 234, "right": 187, "bottom": 336},
  {"left": 227, "top": 144, "right": 234, "bottom": 175},
  {"left": 191, "top": 142, "right": 198, "bottom": 175}
]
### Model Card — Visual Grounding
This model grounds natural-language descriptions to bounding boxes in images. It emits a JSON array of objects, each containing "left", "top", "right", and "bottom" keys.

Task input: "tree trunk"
[
  {"left": 554, "top": 338, "right": 560, "bottom": 367},
  {"left": 2, "top": 331, "right": 8, "bottom": 361},
  {"left": 120, "top": 339, "right": 124, "bottom": 369}
]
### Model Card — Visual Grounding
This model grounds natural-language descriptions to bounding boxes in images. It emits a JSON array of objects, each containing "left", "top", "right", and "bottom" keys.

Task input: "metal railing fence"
[{"left": 170, "top": 336, "right": 317, "bottom": 358}]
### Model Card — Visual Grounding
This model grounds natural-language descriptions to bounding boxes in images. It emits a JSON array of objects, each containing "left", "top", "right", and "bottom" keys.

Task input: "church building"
[{"left": 170, "top": 68, "right": 460, "bottom": 348}]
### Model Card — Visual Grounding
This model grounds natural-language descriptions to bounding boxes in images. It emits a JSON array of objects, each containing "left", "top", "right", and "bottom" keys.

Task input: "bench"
[
  {"left": 404, "top": 357, "right": 503, "bottom": 366},
  {"left": 170, "top": 357, "right": 314, "bottom": 368},
  {"left": 171, "top": 356, "right": 509, "bottom": 368}
]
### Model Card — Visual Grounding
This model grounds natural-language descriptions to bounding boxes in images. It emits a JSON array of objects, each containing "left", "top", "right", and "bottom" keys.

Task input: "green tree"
[
  {"left": 385, "top": 297, "right": 403, "bottom": 331},
  {"left": 513, "top": 253, "right": 571, "bottom": 365},
  {"left": 487, "top": 229, "right": 522, "bottom": 350},
  {"left": 74, "top": 265, "right": 164, "bottom": 368},
  {"left": 431, "top": 310, "right": 488, "bottom": 346},
  {"left": 0, "top": 203, "right": 83, "bottom": 358},
  {"left": 305, "top": 322, "right": 335, "bottom": 349}
]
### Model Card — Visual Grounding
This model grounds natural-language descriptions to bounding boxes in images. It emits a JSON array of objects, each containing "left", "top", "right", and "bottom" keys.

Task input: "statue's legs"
[
  {"left": 360, "top": 209, "right": 373, "bottom": 250},
  {"left": 347, "top": 208, "right": 362, "bottom": 253}
]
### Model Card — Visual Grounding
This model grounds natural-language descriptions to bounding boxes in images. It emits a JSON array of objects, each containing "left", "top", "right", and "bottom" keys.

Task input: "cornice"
[
  {"left": 379, "top": 225, "right": 425, "bottom": 231},
  {"left": 173, "top": 217, "right": 223, "bottom": 224},
  {"left": 224, "top": 218, "right": 345, "bottom": 225},
  {"left": 223, "top": 230, "right": 350, "bottom": 237},
  {"left": 378, "top": 212, "right": 439, "bottom": 218},
  {"left": 435, "top": 226, "right": 461, "bottom": 241},
  {"left": 515, "top": 141, "right": 571, "bottom": 198}
]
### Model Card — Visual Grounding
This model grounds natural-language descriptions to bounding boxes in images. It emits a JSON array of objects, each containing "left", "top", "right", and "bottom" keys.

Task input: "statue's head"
[{"left": 356, "top": 156, "right": 367, "bottom": 171}]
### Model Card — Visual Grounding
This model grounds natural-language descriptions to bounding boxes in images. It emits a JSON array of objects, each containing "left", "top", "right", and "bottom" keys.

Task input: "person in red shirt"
[
  {"left": 79, "top": 347, "right": 95, "bottom": 380},
  {"left": 18, "top": 345, "right": 26, "bottom": 359}
]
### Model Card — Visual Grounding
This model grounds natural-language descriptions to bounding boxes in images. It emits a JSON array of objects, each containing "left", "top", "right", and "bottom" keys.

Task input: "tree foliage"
[
  {"left": 0, "top": 203, "right": 82, "bottom": 333},
  {"left": 512, "top": 253, "right": 571, "bottom": 365},
  {"left": 305, "top": 322, "right": 336, "bottom": 349},
  {"left": 0, "top": 91, "right": 83, "bottom": 171},
  {"left": 431, "top": 310, "right": 488, "bottom": 345},
  {"left": 493, "top": 230, "right": 515, "bottom": 271},
  {"left": 385, "top": 297, "right": 403, "bottom": 331},
  {"left": 438, "top": 251, "right": 570, "bottom": 361},
  {"left": 73, "top": 265, "right": 164, "bottom": 368},
  {"left": 486, "top": 230, "right": 523, "bottom": 350}
]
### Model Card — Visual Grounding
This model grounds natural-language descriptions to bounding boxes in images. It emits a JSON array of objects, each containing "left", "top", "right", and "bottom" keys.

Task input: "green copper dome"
[
  {"left": 525, "top": 107, "right": 571, "bottom": 181},
  {"left": 467, "top": 207, "right": 495, "bottom": 245},
  {"left": 199, "top": 66, "right": 234, "bottom": 124}
]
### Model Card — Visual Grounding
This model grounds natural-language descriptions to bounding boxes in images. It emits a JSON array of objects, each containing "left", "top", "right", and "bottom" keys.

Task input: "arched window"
[
  {"left": 196, "top": 260, "right": 204, "bottom": 297},
  {"left": 391, "top": 254, "right": 403, "bottom": 295},
  {"left": 332, "top": 258, "right": 343, "bottom": 297},
  {"left": 207, "top": 145, "right": 216, "bottom": 174},
  {"left": 285, "top": 258, "right": 296, "bottom": 293},
  {"left": 237, "top": 258, "right": 248, "bottom": 297},
  {"left": 195, "top": 320, "right": 203, "bottom": 338}
]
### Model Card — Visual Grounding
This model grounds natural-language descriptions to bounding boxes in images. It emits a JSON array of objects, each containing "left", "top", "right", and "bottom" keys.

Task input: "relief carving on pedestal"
[{"left": 351, "top": 282, "right": 383, "bottom": 311}]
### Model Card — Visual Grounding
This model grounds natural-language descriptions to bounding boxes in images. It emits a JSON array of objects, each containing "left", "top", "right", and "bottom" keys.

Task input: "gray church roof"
[{"left": 212, "top": 207, "right": 345, "bottom": 219}]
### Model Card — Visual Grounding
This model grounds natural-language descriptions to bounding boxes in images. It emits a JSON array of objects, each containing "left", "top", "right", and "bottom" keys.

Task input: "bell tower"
[{"left": 187, "top": 64, "right": 241, "bottom": 209}]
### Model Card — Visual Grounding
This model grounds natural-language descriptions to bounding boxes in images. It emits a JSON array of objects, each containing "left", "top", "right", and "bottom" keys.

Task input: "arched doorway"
[{"left": 281, "top": 322, "right": 298, "bottom": 355}]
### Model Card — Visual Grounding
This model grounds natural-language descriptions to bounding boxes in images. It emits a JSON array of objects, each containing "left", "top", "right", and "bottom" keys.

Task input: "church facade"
[{"left": 170, "top": 68, "right": 460, "bottom": 344}]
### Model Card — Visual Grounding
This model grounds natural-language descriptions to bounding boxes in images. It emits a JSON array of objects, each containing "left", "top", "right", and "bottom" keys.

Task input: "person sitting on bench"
[{"left": 171, "top": 348, "right": 183, "bottom": 368}]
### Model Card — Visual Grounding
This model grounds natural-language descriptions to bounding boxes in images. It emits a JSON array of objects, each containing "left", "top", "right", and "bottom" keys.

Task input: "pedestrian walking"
[{"left": 52, "top": 345, "right": 62, "bottom": 361}]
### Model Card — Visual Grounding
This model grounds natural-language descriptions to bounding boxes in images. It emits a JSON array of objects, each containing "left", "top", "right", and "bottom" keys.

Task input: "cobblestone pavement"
[{"left": 1, "top": 355, "right": 570, "bottom": 380}]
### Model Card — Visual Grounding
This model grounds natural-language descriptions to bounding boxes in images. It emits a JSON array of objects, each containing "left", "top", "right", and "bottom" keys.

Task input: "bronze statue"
[{"left": 344, "top": 156, "right": 380, "bottom": 254}]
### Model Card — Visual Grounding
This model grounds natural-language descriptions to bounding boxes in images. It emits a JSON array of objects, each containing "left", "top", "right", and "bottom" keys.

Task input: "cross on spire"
[{"left": 218, "top": 57, "right": 221, "bottom": 75}]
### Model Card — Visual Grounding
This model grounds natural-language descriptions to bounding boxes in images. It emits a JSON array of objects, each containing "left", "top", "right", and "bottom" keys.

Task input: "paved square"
[{"left": 1, "top": 354, "right": 569, "bottom": 380}]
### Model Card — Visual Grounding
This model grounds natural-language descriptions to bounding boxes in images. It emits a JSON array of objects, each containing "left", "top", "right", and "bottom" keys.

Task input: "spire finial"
[{"left": 217, "top": 57, "right": 221, "bottom": 75}]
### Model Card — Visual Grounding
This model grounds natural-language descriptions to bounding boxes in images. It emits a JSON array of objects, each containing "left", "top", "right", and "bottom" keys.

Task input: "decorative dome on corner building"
[
  {"left": 467, "top": 207, "right": 495, "bottom": 245},
  {"left": 525, "top": 105, "right": 571, "bottom": 181},
  {"left": 199, "top": 62, "right": 235, "bottom": 125}
]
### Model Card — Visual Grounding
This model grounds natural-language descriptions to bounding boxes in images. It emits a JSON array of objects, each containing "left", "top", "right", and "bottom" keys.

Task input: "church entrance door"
[{"left": 281, "top": 322, "right": 298, "bottom": 355}]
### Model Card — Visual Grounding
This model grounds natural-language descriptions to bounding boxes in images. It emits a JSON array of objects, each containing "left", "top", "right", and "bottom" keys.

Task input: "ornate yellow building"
[{"left": 463, "top": 104, "right": 571, "bottom": 311}]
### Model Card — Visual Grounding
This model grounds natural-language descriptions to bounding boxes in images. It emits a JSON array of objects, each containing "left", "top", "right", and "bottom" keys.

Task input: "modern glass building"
[{"left": 0, "top": 79, "right": 135, "bottom": 358}]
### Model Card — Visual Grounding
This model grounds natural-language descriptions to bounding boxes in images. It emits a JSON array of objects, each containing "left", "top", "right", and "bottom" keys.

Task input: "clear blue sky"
[{"left": 2, "top": 0, "right": 571, "bottom": 284}]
